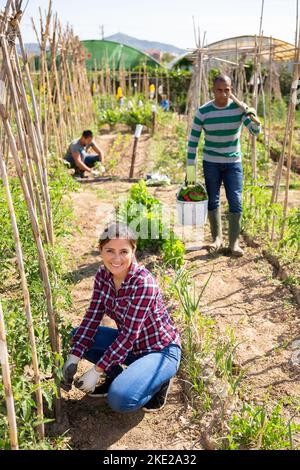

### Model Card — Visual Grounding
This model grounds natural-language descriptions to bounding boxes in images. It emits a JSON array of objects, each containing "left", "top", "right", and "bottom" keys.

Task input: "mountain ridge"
[{"left": 104, "top": 33, "right": 185, "bottom": 56}]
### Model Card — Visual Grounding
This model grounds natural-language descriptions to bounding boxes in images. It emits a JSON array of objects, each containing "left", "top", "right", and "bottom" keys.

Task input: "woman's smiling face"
[{"left": 100, "top": 238, "right": 134, "bottom": 280}]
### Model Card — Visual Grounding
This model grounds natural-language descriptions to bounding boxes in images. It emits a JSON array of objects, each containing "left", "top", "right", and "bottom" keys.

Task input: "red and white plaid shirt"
[{"left": 71, "top": 262, "right": 181, "bottom": 372}]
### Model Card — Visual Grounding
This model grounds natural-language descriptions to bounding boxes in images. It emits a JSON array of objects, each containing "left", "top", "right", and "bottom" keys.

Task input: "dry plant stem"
[
  {"left": 10, "top": 43, "right": 51, "bottom": 244},
  {"left": 280, "top": 25, "right": 300, "bottom": 238},
  {"left": 0, "top": 151, "right": 45, "bottom": 440},
  {"left": 271, "top": 23, "right": 300, "bottom": 241},
  {"left": 14, "top": 27, "right": 54, "bottom": 244},
  {"left": 0, "top": 109, "right": 59, "bottom": 353},
  {"left": 0, "top": 299, "right": 19, "bottom": 450},
  {"left": 0, "top": 29, "right": 59, "bottom": 357}
]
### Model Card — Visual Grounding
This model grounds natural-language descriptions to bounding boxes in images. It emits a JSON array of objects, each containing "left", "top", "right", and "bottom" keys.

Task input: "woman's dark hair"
[
  {"left": 99, "top": 222, "right": 137, "bottom": 251},
  {"left": 82, "top": 130, "right": 93, "bottom": 139}
]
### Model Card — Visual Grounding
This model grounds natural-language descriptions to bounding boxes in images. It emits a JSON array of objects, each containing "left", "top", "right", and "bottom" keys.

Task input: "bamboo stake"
[
  {"left": 1, "top": 13, "right": 38, "bottom": 216},
  {"left": 251, "top": 35, "right": 259, "bottom": 182},
  {"left": 11, "top": 41, "right": 52, "bottom": 245},
  {"left": 31, "top": 15, "right": 49, "bottom": 158},
  {"left": 13, "top": 28, "right": 54, "bottom": 244},
  {"left": 280, "top": 16, "right": 300, "bottom": 239},
  {"left": 0, "top": 103, "right": 62, "bottom": 414},
  {"left": 50, "top": 13, "right": 67, "bottom": 149},
  {"left": 271, "top": 42, "right": 300, "bottom": 207},
  {"left": 100, "top": 68, "right": 105, "bottom": 95},
  {"left": 267, "top": 36, "right": 273, "bottom": 178},
  {"left": 0, "top": 299, "right": 19, "bottom": 450},
  {"left": 17, "top": 26, "right": 44, "bottom": 165},
  {"left": 259, "top": 68, "right": 267, "bottom": 162},
  {"left": 128, "top": 69, "right": 132, "bottom": 97},
  {"left": 296, "top": 0, "right": 299, "bottom": 48},
  {"left": 60, "top": 35, "right": 77, "bottom": 135},
  {"left": 0, "top": 151, "right": 45, "bottom": 440},
  {"left": 251, "top": 1, "right": 265, "bottom": 182},
  {"left": 39, "top": 6, "right": 62, "bottom": 160},
  {"left": 0, "top": 110, "right": 59, "bottom": 350},
  {"left": 0, "top": 19, "right": 60, "bottom": 361}
]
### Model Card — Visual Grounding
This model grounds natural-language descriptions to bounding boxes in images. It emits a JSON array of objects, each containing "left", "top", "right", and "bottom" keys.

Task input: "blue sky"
[{"left": 14, "top": 0, "right": 298, "bottom": 49}]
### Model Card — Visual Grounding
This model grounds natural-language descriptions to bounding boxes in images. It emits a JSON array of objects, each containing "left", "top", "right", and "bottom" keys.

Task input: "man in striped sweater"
[{"left": 186, "top": 74, "right": 261, "bottom": 257}]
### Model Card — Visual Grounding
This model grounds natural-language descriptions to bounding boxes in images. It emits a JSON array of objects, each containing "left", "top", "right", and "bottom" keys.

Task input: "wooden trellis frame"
[
  {"left": 0, "top": 0, "right": 98, "bottom": 447},
  {"left": 0, "top": 299, "right": 19, "bottom": 450}
]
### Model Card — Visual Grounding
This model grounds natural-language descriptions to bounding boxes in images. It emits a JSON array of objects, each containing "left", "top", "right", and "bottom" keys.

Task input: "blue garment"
[
  {"left": 72, "top": 326, "right": 181, "bottom": 413},
  {"left": 203, "top": 160, "right": 244, "bottom": 213},
  {"left": 160, "top": 99, "right": 169, "bottom": 112}
]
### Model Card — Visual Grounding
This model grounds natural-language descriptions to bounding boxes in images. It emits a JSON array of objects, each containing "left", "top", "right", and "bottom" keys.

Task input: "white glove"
[
  {"left": 186, "top": 165, "right": 196, "bottom": 185},
  {"left": 63, "top": 354, "right": 80, "bottom": 385},
  {"left": 74, "top": 366, "right": 102, "bottom": 393},
  {"left": 91, "top": 169, "right": 100, "bottom": 177}
]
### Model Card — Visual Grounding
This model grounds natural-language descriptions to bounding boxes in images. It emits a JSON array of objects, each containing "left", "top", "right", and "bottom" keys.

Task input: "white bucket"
[{"left": 176, "top": 196, "right": 208, "bottom": 227}]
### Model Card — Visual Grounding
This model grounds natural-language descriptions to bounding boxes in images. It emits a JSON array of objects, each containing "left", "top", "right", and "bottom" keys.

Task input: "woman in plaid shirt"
[{"left": 63, "top": 223, "right": 181, "bottom": 413}]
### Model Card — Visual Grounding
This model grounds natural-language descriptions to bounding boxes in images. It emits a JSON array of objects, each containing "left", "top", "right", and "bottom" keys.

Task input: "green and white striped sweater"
[{"left": 187, "top": 99, "right": 261, "bottom": 165}]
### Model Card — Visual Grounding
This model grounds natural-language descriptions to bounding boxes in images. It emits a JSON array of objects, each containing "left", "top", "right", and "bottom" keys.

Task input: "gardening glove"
[
  {"left": 74, "top": 366, "right": 102, "bottom": 393},
  {"left": 186, "top": 165, "right": 196, "bottom": 186},
  {"left": 245, "top": 106, "right": 258, "bottom": 119},
  {"left": 91, "top": 169, "right": 100, "bottom": 177},
  {"left": 63, "top": 354, "right": 80, "bottom": 385}
]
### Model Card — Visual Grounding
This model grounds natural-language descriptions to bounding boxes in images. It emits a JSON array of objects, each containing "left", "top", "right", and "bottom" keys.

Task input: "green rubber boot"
[
  {"left": 228, "top": 212, "right": 244, "bottom": 257},
  {"left": 207, "top": 208, "right": 223, "bottom": 253}
]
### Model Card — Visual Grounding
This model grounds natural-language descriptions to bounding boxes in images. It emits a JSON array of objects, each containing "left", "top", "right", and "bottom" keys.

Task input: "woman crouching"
[{"left": 63, "top": 222, "right": 181, "bottom": 413}]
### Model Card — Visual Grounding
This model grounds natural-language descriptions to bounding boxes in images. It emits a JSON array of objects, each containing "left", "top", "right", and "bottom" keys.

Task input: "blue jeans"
[
  {"left": 203, "top": 160, "right": 244, "bottom": 213},
  {"left": 72, "top": 327, "right": 181, "bottom": 413},
  {"left": 64, "top": 153, "right": 100, "bottom": 169}
]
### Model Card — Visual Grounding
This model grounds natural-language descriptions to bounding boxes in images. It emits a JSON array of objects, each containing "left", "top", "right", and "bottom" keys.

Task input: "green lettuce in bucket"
[{"left": 177, "top": 183, "right": 208, "bottom": 202}]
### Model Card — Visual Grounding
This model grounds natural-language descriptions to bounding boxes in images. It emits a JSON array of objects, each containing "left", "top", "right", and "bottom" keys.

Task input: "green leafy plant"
[
  {"left": 215, "top": 330, "right": 245, "bottom": 395},
  {"left": 98, "top": 98, "right": 163, "bottom": 131},
  {"left": 224, "top": 402, "right": 300, "bottom": 450},
  {"left": 161, "top": 236, "right": 185, "bottom": 269},
  {"left": 117, "top": 180, "right": 185, "bottom": 268}
]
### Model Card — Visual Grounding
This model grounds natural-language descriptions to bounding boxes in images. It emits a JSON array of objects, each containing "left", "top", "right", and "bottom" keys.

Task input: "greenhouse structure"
[{"left": 81, "top": 39, "right": 162, "bottom": 70}]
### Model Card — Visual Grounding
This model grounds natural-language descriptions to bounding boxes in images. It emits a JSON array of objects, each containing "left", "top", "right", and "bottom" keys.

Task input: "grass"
[{"left": 224, "top": 402, "right": 300, "bottom": 450}]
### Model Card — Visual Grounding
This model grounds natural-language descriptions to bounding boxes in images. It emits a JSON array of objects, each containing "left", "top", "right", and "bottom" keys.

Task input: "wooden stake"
[
  {"left": 0, "top": 151, "right": 45, "bottom": 440},
  {"left": 151, "top": 105, "right": 157, "bottom": 135},
  {"left": 267, "top": 36, "right": 273, "bottom": 177},
  {"left": 129, "top": 137, "right": 139, "bottom": 179},
  {"left": 13, "top": 30, "right": 54, "bottom": 244},
  {"left": 280, "top": 15, "right": 300, "bottom": 239},
  {"left": 0, "top": 299, "right": 19, "bottom": 450}
]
